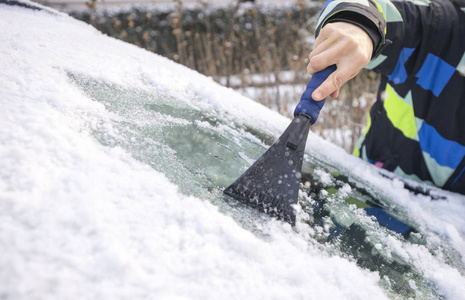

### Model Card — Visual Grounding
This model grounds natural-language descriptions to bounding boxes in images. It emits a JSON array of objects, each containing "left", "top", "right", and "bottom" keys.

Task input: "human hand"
[{"left": 307, "top": 22, "right": 373, "bottom": 100}]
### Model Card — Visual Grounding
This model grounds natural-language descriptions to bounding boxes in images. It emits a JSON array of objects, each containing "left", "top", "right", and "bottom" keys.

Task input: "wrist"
[{"left": 323, "top": 12, "right": 382, "bottom": 59}]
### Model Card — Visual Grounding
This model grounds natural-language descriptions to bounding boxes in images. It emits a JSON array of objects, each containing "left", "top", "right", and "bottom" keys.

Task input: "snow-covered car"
[{"left": 1, "top": 1, "right": 465, "bottom": 299}]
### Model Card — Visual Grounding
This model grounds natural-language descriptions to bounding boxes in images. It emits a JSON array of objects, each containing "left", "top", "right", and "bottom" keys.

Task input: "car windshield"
[{"left": 69, "top": 73, "right": 463, "bottom": 299}]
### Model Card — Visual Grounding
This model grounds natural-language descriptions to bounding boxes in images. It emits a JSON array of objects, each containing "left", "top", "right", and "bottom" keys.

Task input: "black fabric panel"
[{"left": 362, "top": 80, "right": 434, "bottom": 183}]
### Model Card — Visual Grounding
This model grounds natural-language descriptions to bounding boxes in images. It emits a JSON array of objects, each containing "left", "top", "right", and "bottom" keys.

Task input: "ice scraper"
[{"left": 224, "top": 65, "right": 337, "bottom": 225}]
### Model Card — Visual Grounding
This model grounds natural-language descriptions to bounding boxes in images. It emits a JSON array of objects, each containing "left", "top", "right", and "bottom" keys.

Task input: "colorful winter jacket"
[{"left": 316, "top": 0, "right": 465, "bottom": 194}]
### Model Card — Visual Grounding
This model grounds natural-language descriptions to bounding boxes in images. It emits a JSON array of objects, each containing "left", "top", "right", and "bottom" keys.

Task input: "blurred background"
[{"left": 35, "top": 0, "right": 380, "bottom": 153}]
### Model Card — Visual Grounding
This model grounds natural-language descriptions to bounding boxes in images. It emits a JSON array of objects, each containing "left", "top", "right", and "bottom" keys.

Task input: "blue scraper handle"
[{"left": 294, "top": 64, "right": 337, "bottom": 123}]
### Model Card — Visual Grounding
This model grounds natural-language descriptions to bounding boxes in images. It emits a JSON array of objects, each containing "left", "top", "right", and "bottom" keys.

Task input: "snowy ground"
[{"left": 1, "top": 1, "right": 465, "bottom": 299}]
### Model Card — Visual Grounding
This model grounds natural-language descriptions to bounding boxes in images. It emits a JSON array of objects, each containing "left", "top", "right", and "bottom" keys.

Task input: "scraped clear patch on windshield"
[{"left": 68, "top": 73, "right": 274, "bottom": 199}]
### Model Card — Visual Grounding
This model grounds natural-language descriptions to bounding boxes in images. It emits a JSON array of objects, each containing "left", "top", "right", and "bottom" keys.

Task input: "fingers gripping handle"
[{"left": 294, "top": 65, "right": 337, "bottom": 124}]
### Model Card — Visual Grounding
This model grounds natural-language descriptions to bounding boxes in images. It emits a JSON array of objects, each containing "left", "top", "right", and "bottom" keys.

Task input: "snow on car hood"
[{"left": 1, "top": 1, "right": 464, "bottom": 299}]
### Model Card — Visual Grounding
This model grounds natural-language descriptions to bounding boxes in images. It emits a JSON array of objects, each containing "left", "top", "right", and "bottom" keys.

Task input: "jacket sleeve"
[
  {"left": 315, "top": 0, "right": 463, "bottom": 77},
  {"left": 315, "top": 0, "right": 387, "bottom": 58}
]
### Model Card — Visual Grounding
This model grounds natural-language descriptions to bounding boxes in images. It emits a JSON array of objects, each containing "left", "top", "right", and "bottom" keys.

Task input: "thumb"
[{"left": 312, "top": 70, "right": 346, "bottom": 101}]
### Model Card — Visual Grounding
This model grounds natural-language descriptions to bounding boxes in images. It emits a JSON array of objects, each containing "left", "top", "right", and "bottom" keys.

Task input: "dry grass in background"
[{"left": 72, "top": 0, "right": 380, "bottom": 152}]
